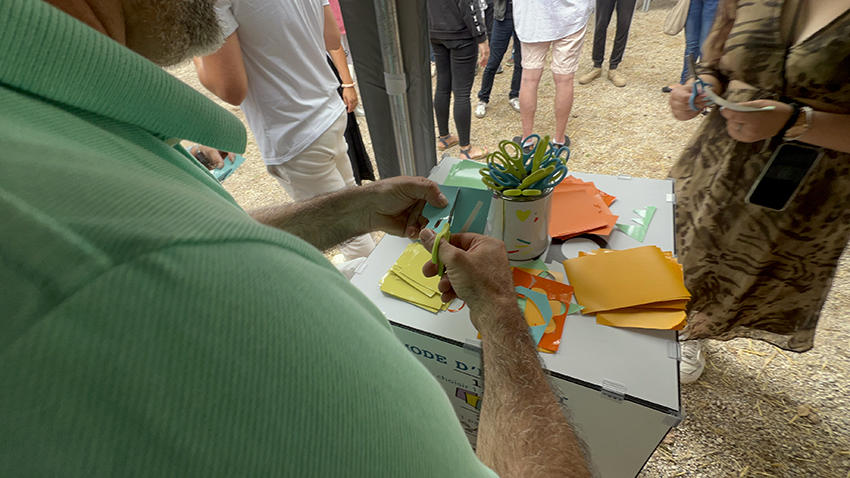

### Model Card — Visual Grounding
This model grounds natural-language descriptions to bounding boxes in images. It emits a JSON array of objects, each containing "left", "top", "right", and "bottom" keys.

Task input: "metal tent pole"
[{"left": 372, "top": 0, "right": 417, "bottom": 177}]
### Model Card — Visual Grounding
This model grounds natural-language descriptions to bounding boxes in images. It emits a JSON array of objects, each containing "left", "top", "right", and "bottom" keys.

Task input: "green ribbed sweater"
[{"left": 0, "top": 1, "right": 496, "bottom": 476}]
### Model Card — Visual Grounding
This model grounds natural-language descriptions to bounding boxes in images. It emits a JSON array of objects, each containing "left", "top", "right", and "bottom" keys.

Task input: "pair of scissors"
[
  {"left": 688, "top": 53, "right": 715, "bottom": 112},
  {"left": 487, "top": 140, "right": 527, "bottom": 178},
  {"left": 430, "top": 190, "right": 459, "bottom": 277}
]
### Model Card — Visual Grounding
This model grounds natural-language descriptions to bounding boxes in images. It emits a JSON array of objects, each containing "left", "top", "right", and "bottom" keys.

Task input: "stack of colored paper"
[
  {"left": 562, "top": 246, "right": 691, "bottom": 330},
  {"left": 512, "top": 267, "right": 577, "bottom": 353},
  {"left": 549, "top": 176, "right": 619, "bottom": 239},
  {"left": 380, "top": 242, "right": 449, "bottom": 313}
]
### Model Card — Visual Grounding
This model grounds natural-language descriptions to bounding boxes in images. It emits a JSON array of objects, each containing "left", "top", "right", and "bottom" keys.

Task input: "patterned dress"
[{"left": 670, "top": 0, "right": 850, "bottom": 351}]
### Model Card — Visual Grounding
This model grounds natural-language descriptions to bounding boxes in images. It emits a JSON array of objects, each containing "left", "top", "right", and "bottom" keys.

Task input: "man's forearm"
[
  {"left": 475, "top": 301, "right": 592, "bottom": 478},
  {"left": 248, "top": 187, "right": 369, "bottom": 251}
]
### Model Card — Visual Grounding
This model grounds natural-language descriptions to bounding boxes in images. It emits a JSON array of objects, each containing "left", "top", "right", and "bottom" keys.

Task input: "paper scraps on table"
[
  {"left": 444, "top": 159, "right": 490, "bottom": 190},
  {"left": 563, "top": 246, "right": 690, "bottom": 330},
  {"left": 422, "top": 185, "right": 492, "bottom": 235},
  {"left": 615, "top": 206, "right": 657, "bottom": 243},
  {"left": 512, "top": 257, "right": 565, "bottom": 282},
  {"left": 549, "top": 187, "right": 619, "bottom": 240},
  {"left": 513, "top": 268, "right": 575, "bottom": 353},
  {"left": 380, "top": 242, "right": 448, "bottom": 313}
]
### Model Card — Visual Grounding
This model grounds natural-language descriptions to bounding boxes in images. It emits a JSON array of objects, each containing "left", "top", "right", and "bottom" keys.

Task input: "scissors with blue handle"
[
  {"left": 688, "top": 53, "right": 715, "bottom": 112},
  {"left": 530, "top": 161, "right": 568, "bottom": 190}
]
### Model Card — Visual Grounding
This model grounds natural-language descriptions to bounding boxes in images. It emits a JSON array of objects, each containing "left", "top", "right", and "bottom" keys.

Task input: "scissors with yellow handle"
[
  {"left": 486, "top": 140, "right": 527, "bottom": 179},
  {"left": 430, "top": 190, "right": 459, "bottom": 277}
]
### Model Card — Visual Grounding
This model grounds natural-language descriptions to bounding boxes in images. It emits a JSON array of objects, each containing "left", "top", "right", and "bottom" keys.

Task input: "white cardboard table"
[{"left": 350, "top": 158, "right": 683, "bottom": 478}]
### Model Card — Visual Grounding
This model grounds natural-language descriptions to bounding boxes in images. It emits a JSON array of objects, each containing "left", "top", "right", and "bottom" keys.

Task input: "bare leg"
[
  {"left": 519, "top": 68, "right": 543, "bottom": 140},
  {"left": 553, "top": 72, "right": 575, "bottom": 144}
]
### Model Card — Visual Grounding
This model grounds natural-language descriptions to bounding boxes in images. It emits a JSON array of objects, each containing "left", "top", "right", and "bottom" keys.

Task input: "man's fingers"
[
  {"left": 409, "top": 177, "right": 448, "bottom": 208},
  {"left": 404, "top": 201, "right": 427, "bottom": 238}
]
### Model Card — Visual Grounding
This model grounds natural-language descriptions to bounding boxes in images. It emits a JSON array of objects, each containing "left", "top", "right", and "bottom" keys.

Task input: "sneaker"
[
  {"left": 578, "top": 67, "right": 602, "bottom": 85},
  {"left": 496, "top": 65, "right": 504, "bottom": 74},
  {"left": 680, "top": 340, "right": 706, "bottom": 384},
  {"left": 354, "top": 105, "right": 365, "bottom": 117},
  {"left": 506, "top": 53, "right": 515, "bottom": 67},
  {"left": 509, "top": 97, "right": 520, "bottom": 112},
  {"left": 608, "top": 69, "right": 627, "bottom": 87},
  {"left": 474, "top": 101, "right": 487, "bottom": 118}
]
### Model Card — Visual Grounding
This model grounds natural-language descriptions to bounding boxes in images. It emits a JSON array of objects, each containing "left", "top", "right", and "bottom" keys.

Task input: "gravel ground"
[{"left": 167, "top": 1, "right": 850, "bottom": 475}]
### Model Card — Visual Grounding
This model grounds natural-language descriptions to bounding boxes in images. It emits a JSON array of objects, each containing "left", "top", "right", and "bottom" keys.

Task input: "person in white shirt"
[
  {"left": 193, "top": 0, "right": 375, "bottom": 260},
  {"left": 513, "top": 0, "right": 593, "bottom": 148}
]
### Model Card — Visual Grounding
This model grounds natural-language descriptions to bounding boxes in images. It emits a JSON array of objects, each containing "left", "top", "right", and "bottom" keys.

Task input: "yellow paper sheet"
[
  {"left": 563, "top": 246, "right": 691, "bottom": 314},
  {"left": 380, "top": 272, "right": 446, "bottom": 313},
  {"left": 392, "top": 242, "right": 442, "bottom": 293},
  {"left": 596, "top": 309, "right": 687, "bottom": 330}
]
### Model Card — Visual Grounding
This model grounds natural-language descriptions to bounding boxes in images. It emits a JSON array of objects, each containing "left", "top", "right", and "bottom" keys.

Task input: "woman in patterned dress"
[{"left": 668, "top": 0, "right": 850, "bottom": 382}]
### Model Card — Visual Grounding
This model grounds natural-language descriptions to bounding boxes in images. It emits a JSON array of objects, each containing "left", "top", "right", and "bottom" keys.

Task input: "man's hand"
[
  {"left": 721, "top": 100, "right": 794, "bottom": 143},
  {"left": 420, "top": 230, "right": 519, "bottom": 329},
  {"left": 478, "top": 40, "right": 490, "bottom": 68},
  {"left": 361, "top": 177, "right": 448, "bottom": 238}
]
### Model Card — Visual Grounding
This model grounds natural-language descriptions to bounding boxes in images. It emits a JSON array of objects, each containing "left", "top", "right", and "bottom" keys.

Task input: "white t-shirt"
[
  {"left": 217, "top": 0, "right": 346, "bottom": 165},
  {"left": 512, "top": 0, "right": 593, "bottom": 43}
]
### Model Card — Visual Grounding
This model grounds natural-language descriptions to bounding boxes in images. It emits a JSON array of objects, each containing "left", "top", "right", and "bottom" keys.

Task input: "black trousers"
[
  {"left": 591, "top": 0, "right": 637, "bottom": 69},
  {"left": 432, "top": 39, "right": 478, "bottom": 145}
]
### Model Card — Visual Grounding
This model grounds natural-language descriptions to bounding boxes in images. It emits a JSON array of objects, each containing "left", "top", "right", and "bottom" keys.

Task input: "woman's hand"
[
  {"left": 669, "top": 83, "right": 709, "bottom": 121},
  {"left": 721, "top": 100, "right": 794, "bottom": 142},
  {"left": 341, "top": 87, "right": 358, "bottom": 113},
  {"left": 478, "top": 41, "right": 490, "bottom": 68}
]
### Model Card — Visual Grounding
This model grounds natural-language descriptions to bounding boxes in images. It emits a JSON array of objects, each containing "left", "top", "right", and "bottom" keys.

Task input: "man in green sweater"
[{"left": 0, "top": 0, "right": 591, "bottom": 476}]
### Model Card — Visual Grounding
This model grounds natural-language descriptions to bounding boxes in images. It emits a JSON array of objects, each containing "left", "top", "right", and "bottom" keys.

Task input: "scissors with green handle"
[
  {"left": 430, "top": 190, "right": 459, "bottom": 277},
  {"left": 487, "top": 140, "right": 527, "bottom": 180}
]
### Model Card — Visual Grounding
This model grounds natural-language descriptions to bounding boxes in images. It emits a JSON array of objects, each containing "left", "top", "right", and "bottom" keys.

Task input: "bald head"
[{"left": 47, "top": 0, "right": 224, "bottom": 66}]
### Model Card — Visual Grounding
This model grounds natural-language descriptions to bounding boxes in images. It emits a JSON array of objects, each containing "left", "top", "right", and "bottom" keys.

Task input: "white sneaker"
[
  {"left": 474, "top": 101, "right": 487, "bottom": 118},
  {"left": 679, "top": 340, "right": 706, "bottom": 384},
  {"left": 509, "top": 97, "right": 520, "bottom": 112}
]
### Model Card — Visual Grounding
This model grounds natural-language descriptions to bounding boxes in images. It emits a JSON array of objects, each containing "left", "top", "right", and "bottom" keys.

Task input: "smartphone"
[{"left": 745, "top": 143, "right": 823, "bottom": 211}]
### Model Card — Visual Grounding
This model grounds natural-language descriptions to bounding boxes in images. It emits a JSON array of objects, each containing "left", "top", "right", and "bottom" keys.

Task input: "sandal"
[
  {"left": 437, "top": 135, "right": 459, "bottom": 150},
  {"left": 459, "top": 146, "right": 488, "bottom": 160}
]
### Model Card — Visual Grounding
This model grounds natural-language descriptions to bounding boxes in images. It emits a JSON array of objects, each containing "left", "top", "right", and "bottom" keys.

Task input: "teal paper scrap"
[
  {"left": 212, "top": 154, "right": 246, "bottom": 182},
  {"left": 422, "top": 185, "right": 492, "bottom": 235},
  {"left": 516, "top": 286, "right": 552, "bottom": 346},
  {"left": 444, "top": 159, "right": 490, "bottom": 190},
  {"left": 568, "top": 303, "right": 585, "bottom": 315},
  {"left": 615, "top": 206, "right": 657, "bottom": 242}
]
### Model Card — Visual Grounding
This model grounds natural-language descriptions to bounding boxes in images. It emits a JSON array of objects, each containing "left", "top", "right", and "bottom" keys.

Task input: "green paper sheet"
[
  {"left": 615, "top": 206, "right": 657, "bottom": 242},
  {"left": 422, "top": 185, "right": 492, "bottom": 234},
  {"left": 444, "top": 159, "right": 490, "bottom": 190}
]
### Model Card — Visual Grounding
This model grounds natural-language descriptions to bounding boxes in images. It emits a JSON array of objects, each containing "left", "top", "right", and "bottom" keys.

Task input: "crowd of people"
[{"left": 1, "top": 0, "right": 849, "bottom": 476}]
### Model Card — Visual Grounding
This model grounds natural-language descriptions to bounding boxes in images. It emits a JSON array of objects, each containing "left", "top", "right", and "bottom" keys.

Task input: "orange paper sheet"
[
  {"left": 549, "top": 189, "right": 612, "bottom": 238},
  {"left": 556, "top": 176, "right": 617, "bottom": 206},
  {"left": 596, "top": 309, "right": 687, "bottom": 331},
  {"left": 563, "top": 246, "right": 691, "bottom": 314},
  {"left": 512, "top": 268, "right": 574, "bottom": 353}
]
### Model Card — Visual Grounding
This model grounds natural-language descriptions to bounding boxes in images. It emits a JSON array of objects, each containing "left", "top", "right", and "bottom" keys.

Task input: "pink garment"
[{"left": 329, "top": 0, "right": 346, "bottom": 34}]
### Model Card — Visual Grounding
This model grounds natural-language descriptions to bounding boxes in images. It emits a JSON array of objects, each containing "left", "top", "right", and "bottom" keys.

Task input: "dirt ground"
[{"left": 167, "top": 1, "right": 850, "bottom": 476}]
